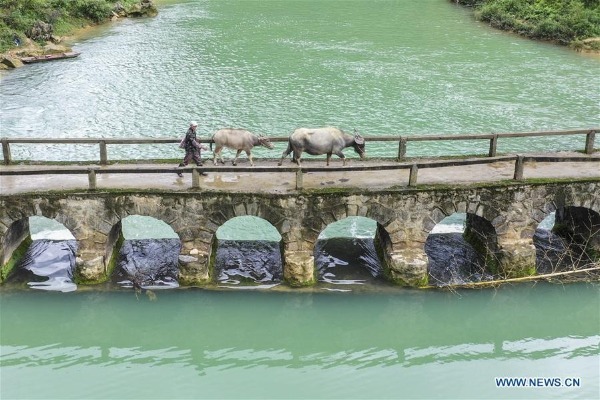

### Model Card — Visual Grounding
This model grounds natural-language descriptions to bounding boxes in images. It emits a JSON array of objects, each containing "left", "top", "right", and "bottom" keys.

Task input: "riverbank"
[
  {"left": 0, "top": 0, "right": 158, "bottom": 69},
  {"left": 452, "top": 0, "right": 600, "bottom": 53}
]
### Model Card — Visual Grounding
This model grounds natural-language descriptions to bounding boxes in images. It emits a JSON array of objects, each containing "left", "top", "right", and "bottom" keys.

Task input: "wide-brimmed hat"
[{"left": 190, "top": 121, "right": 198, "bottom": 127}]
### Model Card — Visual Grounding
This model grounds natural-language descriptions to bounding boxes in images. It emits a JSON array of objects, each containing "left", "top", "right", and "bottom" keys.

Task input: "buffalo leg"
[
  {"left": 213, "top": 145, "right": 224, "bottom": 165},
  {"left": 293, "top": 150, "right": 303, "bottom": 166},
  {"left": 278, "top": 143, "right": 292, "bottom": 166},
  {"left": 233, "top": 149, "right": 242, "bottom": 166},
  {"left": 335, "top": 151, "right": 346, "bottom": 166},
  {"left": 246, "top": 150, "right": 254, "bottom": 166}
]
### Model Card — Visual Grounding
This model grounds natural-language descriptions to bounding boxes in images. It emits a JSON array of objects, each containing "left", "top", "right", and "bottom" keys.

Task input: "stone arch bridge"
[{"left": 1, "top": 180, "right": 599, "bottom": 286}]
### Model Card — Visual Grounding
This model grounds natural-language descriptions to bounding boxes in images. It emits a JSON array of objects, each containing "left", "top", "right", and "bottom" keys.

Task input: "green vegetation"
[
  {"left": 0, "top": 235, "right": 32, "bottom": 283},
  {"left": 0, "top": 0, "right": 149, "bottom": 53},
  {"left": 453, "top": 0, "right": 600, "bottom": 50}
]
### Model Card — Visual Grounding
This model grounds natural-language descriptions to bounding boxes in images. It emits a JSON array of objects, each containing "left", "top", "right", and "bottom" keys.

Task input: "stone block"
[
  {"left": 346, "top": 204, "right": 359, "bottom": 217},
  {"left": 178, "top": 253, "right": 209, "bottom": 285},
  {"left": 283, "top": 250, "right": 315, "bottom": 287},
  {"left": 498, "top": 242, "right": 536, "bottom": 278},
  {"left": 386, "top": 249, "right": 428, "bottom": 287},
  {"left": 234, "top": 203, "right": 246, "bottom": 216},
  {"left": 75, "top": 256, "right": 106, "bottom": 284}
]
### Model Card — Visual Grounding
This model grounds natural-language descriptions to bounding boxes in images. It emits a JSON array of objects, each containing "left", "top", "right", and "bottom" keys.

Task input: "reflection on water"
[
  {"left": 115, "top": 239, "right": 181, "bottom": 289},
  {"left": 10, "top": 240, "right": 78, "bottom": 293},
  {"left": 0, "top": 284, "right": 598, "bottom": 399},
  {"left": 216, "top": 240, "right": 283, "bottom": 285},
  {"left": 426, "top": 213, "right": 492, "bottom": 286},
  {"left": 315, "top": 237, "right": 383, "bottom": 286},
  {"left": 315, "top": 217, "right": 383, "bottom": 288}
]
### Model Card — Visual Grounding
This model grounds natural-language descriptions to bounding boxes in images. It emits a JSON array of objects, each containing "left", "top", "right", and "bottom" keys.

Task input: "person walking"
[{"left": 177, "top": 121, "right": 208, "bottom": 177}]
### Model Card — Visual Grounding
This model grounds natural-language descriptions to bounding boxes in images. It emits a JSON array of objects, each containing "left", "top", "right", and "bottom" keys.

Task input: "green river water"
[
  {"left": 1, "top": 0, "right": 599, "bottom": 398},
  {"left": 1, "top": 284, "right": 599, "bottom": 399}
]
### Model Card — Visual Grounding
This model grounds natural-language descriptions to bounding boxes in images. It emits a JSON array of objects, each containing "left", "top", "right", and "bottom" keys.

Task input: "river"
[
  {"left": 0, "top": 0, "right": 598, "bottom": 161},
  {"left": 1, "top": 284, "right": 599, "bottom": 399},
  {"left": 1, "top": 0, "right": 599, "bottom": 398}
]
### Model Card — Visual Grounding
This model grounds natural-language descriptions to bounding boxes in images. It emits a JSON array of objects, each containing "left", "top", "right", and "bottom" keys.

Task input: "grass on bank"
[
  {"left": 0, "top": 0, "right": 143, "bottom": 53},
  {"left": 454, "top": 0, "right": 600, "bottom": 50}
]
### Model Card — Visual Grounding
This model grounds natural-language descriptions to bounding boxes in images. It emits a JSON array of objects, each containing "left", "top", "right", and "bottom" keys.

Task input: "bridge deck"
[{"left": 1, "top": 153, "right": 599, "bottom": 195}]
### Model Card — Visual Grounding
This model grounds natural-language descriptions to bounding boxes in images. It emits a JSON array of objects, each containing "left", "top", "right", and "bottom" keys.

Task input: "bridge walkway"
[{"left": 1, "top": 152, "right": 599, "bottom": 195}]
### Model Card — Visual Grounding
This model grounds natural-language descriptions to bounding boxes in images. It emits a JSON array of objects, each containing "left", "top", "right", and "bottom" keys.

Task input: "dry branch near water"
[{"left": 425, "top": 265, "right": 600, "bottom": 290}]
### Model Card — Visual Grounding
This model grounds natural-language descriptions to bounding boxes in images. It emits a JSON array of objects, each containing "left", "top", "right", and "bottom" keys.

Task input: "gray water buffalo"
[
  {"left": 278, "top": 127, "right": 365, "bottom": 166},
  {"left": 210, "top": 128, "right": 274, "bottom": 166}
]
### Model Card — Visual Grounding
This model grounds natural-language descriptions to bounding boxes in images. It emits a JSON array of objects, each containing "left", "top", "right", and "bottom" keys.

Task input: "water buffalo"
[
  {"left": 210, "top": 128, "right": 274, "bottom": 166},
  {"left": 278, "top": 127, "right": 365, "bottom": 166}
]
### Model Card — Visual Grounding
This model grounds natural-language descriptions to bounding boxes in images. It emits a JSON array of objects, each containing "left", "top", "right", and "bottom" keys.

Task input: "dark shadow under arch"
[{"left": 213, "top": 216, "right": 284, "bottom": 285}]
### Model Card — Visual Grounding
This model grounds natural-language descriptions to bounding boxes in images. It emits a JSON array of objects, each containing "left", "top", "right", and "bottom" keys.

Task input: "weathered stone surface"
[
  {"left": 127, "top": 0, "right": 158, "bottom": 17},
  {"left": 386, "top": 249, "right": 428, "bottom": 287},
  {"left": 75, "top": 256, "right": 105, "bottom": 284},
  {"left": 284, "top": 251, "right": 315, "bottom": 287},
  {"left": 0, "top": 56, "right": 23, "bottom": 69},
  {"left": 498, "top": 242, "right": 537, "bottom": 278},
  {"left": 178, "top": 252, "right": 209, "bottom": 285},
  {"left": 1, "top": 181, "right": 599, "bottom": 287}
]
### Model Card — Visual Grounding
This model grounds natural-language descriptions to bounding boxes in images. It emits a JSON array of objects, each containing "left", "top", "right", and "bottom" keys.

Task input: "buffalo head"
[
  {"left": 257, "top": 134, "right": 275, "bottom": 149},
  {"left": 353, "top": 130, "right": 366, "bottom": 160}
]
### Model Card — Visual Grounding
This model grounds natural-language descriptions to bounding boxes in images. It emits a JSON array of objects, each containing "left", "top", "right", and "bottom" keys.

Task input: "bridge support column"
[
  {"left": 179, "top": 252, "right": 210, "bottom": 285},
  {"left": 384, "top": 248, "right": 429, "bottom": 287},
  {"left": 283, "top": 250, "right": 315, "bottom": 287},
  {"left": 178, "top": 238, "right": 212, "bottom": 285},
  {"left": 75, "top": 232, "right": 111, "bottom": 284},
  {"left": 75, "top": 252, "right": 106, "bottom": 284},
  {"left": 497, "top": 239, "right": 537, "bottom": 278}
]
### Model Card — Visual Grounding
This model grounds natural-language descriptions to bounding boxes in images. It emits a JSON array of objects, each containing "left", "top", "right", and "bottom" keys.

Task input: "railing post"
[
  {"left": 88, "top": 168, "right": 97, "bottom": 190},
  {"left": 99, "top": 141, "right": 108, "bottom": 165},
  {"left": 488, "top": 134, "right": 498, "bottom": 157},
  {"left": 408, "top": 164, "right": 418, "bottom": 186},
  {"left": 585, "top": 130, "right": 595, "bottom": 154},
  {"left": 192, "top": 167, "right": 200, "bottom": 188},
  {"left": 2, "top": 138, "right": 11, "bottom": 165},
  {"left": 513, "top": 156, "right": 524, "bottom": 180},
  {"left": 295, "top": 168, "right": 303, "bottom": 190},
  {"left": 397, "top": 137, "right": 407, "bottom": 161}
]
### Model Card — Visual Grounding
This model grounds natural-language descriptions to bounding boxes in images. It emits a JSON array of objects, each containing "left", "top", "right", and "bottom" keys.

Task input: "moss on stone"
[
  {"left": 105, "top": 230, "right": 125, "bottom": 280},
  {"left": 0, "top": 236, "right": 32, "bottom": 283}
]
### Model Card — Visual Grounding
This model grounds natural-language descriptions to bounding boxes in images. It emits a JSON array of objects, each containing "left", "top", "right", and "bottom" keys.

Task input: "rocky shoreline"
[{"left": 0, "top": 0, "right": 158, "bottom": 70}]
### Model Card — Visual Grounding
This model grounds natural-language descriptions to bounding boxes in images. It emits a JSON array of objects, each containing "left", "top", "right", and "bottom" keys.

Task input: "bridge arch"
[
  {"left": 0, "top": 215, "right": 78, "bottom": 283},
  {"left": 213, "top": 215, "right": 283, "bottom": 284},
  {"left": 314, "top": 216, "right": 390, "bottom": 283}
]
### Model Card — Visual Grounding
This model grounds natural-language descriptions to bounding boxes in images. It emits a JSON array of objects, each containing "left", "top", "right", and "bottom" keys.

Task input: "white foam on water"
[
  {"left": 217, "top": 283, "right": 281, "bottom": 290},
  {"left": 27, "top": 277, "right": 77, "bottom": 293}
]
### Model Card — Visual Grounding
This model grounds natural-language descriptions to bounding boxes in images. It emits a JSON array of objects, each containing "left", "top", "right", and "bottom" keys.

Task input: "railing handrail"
[
  {"left": 2, "top": 155, "right": 598, "bottom": 191},
  {"left": 1, "top": 128, "right": 597, "bottom": 166},
  {"left": 2, "top": 154, "right": 598, "bottom": 174},
  {"left": 1, "top": 128, "right": 595, "bottom": 144}
]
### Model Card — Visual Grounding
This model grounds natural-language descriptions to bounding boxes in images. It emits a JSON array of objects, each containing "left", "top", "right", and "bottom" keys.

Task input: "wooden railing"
[
  {"left": 1, "top": 155, "right": 598, "bottom": 191},
  {"left": 1, "top": 128, "right": 597, "bottom": 165}
]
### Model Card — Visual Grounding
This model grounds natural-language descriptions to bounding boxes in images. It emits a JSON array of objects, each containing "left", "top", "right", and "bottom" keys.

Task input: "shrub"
[
  {"left": 472, "top": 0, "right": 600, "bottom": 45},
  {"left": 71, "top": 0, "right": 112, "bottom": 23}
]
